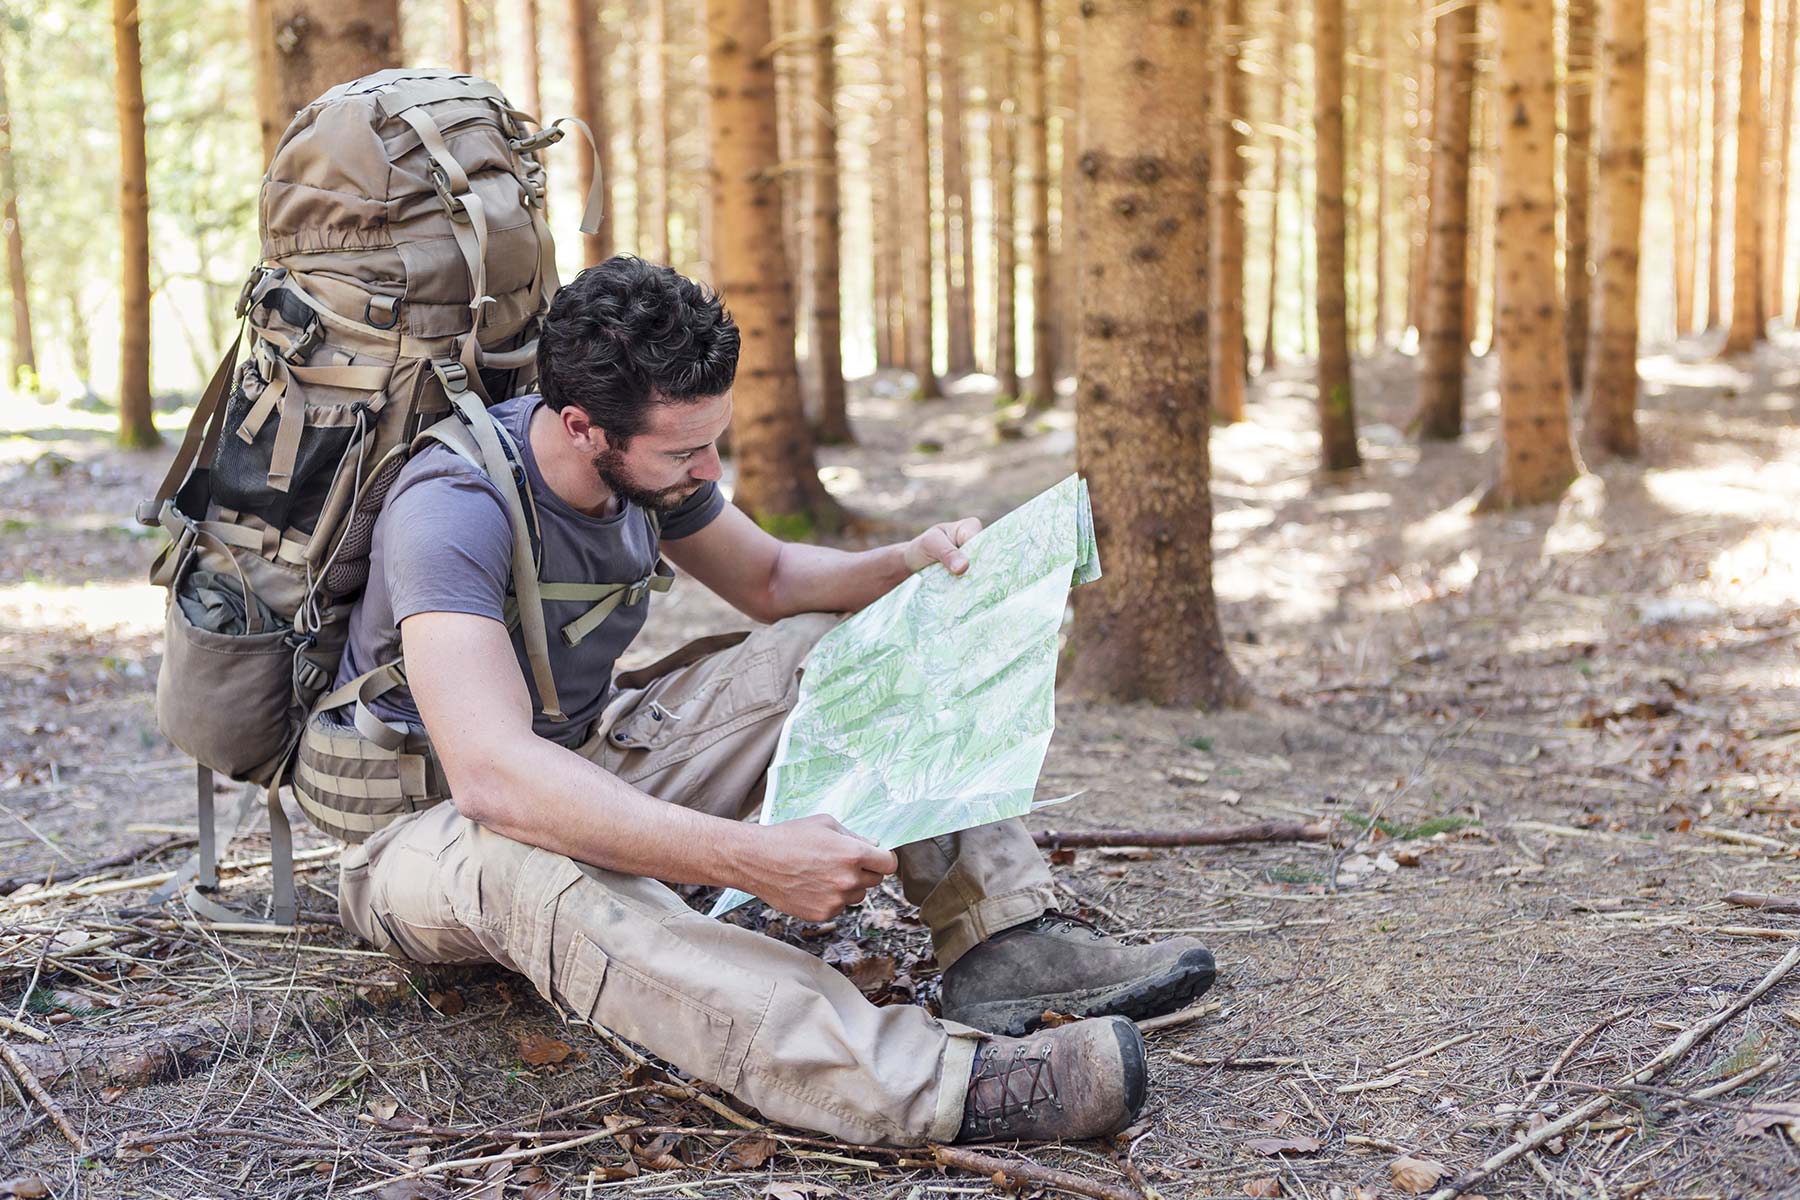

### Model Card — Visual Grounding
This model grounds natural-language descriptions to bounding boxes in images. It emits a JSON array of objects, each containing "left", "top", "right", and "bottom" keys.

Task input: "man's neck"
[{"left": 527, "top": 402, "right": 621, "bottom": 518}]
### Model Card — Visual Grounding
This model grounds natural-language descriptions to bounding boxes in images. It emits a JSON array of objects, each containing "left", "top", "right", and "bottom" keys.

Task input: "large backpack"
[{"left": 138, "top": 69, "right": 605, "bottom": 922}]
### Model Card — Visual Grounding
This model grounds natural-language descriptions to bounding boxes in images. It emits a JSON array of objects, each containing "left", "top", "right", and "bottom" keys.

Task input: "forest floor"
[{"left": 1, "top": 339, "right": 1798, "bottom": 1200}]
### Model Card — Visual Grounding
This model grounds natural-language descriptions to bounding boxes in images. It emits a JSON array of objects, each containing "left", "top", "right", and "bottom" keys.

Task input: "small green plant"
[
  {"left": 1186, "top": 734, "right": 1215, "bottom": 753},
  {"left": 1264, "top": 865, "right": 1324, "bottom": 885},
  {"left": 1342, "top": 811, "right": 1480, "bottom": 840},
  {"left": 1572, "top": 656, "right": 1595, "bottom": 676}
]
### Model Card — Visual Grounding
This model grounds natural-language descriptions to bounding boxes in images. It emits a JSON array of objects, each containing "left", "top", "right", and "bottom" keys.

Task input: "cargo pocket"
[{"left": 602, "top": 646, "right": 789, "bottom": 784}]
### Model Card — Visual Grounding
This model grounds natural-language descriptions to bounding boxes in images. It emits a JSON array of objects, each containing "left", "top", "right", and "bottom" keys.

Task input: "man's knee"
[{"left": 755, "top": 611, "right": 844, "bottom": 676}]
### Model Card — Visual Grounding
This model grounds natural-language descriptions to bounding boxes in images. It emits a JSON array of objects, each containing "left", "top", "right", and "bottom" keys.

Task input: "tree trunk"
[
  {"left": 1563, "top": 0, "right": 1595, "bottom": 393},
  {"left": 902, "top": 0, "right": 940, "bottom": 397},
  {"left": 113, "top": 0, "right": 158, "bottom": 448},
  {"left": 1372, "top": 0, "right": 1392, "bottom": 347},
  {"left": 1262, "top": 19, "right": 1286, "bottom": 374},
  {"left": 1583, "top": 0, "right": 1646, "bottom": 456},
  {"left": 707, "top": 0, "right": 841, "bottom": 529},
  {"left": 519, "top": 0, "right": 544, "bottom": 118},
  {"left": 250, "top": 0, "right": 283, "bottom": 165},
  {"left": 1064, "top": 0, "right": 1246, "bottom": 710},
  {"left": 450, "top": 0, "right": 472, "bottom": 71},
  {"left": 1055, "top": 21, "right": 1081, "bottom": 388},
  {"left": 805, "top": 0, "right": 851, "bottom": 443},
  {"left": 1768, "top": 0, "right": 1795, "bottom": 322},
  {"left": 266, "top": 1, "right": 401, "bottom": 132},
  {"left": 1210, "top": 0, "right": 1248, "bottom": 422},
  {"left": 1670, "top": 0, "right": 1696, "bottom": 336},
  {"left": 641, "top": 0, "right": 670, "bottom": 260},
  {"left": 1484, "top": 0, "right": 1580, "bottom": 509},
  {"left": 1708, "top": 0, "right": 1727, "bottom": 330},
  {"left": 991, "top": 3, "right": 1020, "bottom": 399},
  {"left": 1020, "top": 0, "right": 1056, "bottom": 408},
  {"left": 1412, "top": 0, "right": 1476, "bottom": 441},
  {"left": 1407, "top": 0, "right": 1434, "bottom": 340},
  {"left": 569, "top": 0, "right": 615, "bottom": 265},
  {"left": 1686, "top": 0, "right": 1705, "bottom": 332},
  {"left": 0, "top": 53, "right": 36, "bottom": 385},
  {"left": 877, "top": 3, "right": 906, "bottom": 369},
  {"left": 1315, "top": 0, "right": 1361, "bottom": 470},
  {"left": 1723, "top": 0, "right": 1763, "bottom": 352},
  {"left": 939, "top": 7, "right": 977, "bottom": 377}
]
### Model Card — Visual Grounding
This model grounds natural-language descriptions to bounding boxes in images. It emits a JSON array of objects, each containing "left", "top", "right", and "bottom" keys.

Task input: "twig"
[
  {"left": 1136, "top": 1000, "right": 1221, "bottom": 1034},
  {"left": 107, "top": 1125, "right": 346, "bottom": 1153},
  {"left": 930, "top": 1144, "right": 1144, "bottom": 1200},
  {"left": 0, "top": 1013, "right": 50, "bottom": 1042},
  {"left": 580, "top": 1020, "right": 765, "bottom": 1131},
  {"left": 1685, "top": 1053, "right": 1782, "bottom": 1102},
  {"left": 1345, "top": 1134, "right": 1413, "bottom": 1155},
  {"left": 1520, "top": 1008, "right": 1633, "bottom": 1111},
  {"left": 344, "top": 1119, "right": 646, "bottom": 1194},
  {"left": 0, "top": 834, "right": 194, "bottom": 896},
  {"left": 1709, "top": 925, "right": 1800, "bottom": 939},
  {"left": 1724, "top": 891, "right": 1800, "bottom": 914},
  {"left": 1, "top": 1039, "right": 88, "bottom": 1154},
  {"left": 1379, "top": 1031, "right": 1478, "bottom": 1072},
  {"left": 1033, "top": 821, "right": 1330, "bottom": 850},
  {"left": 1170, "top": 1052, "right": 1303, "bottom": 1069},
  {"left": 1334, "top": 1074, "right": 1406, "bottom": 1095}
]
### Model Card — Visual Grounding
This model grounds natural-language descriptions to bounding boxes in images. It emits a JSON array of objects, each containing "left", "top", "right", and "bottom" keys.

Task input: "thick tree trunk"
[
  {"left": 250, "top": 0, "right": 283, "bottom": 165},
  {"left": 1407, "top": 0, "right": 1433, "bottom": 340},
  {"left": 1670, "top": 0, "right": 1696, "bottom": 336},
  {"left": 636, "top": 0, "right": 667, "bottom": 259},
  {"left": 1020, "top": 0, "right": 1056, "bottom": 409},
  {"left": 1708, "top": 0, "right": 1727, "bottom": 329},
  {"left": 991, "top": 3, "right": 1020, "bottom": 400},
  {"left": 1262, "top": 30, "right": 1285, "bottom": 375},
  {"left": 113, "top": 0, "right": 158, "bottom": 448},
  {"left": 267, "top": 0, "right": 401, "bottom": 126},
  {"left": 519, "top": 0, "right": 544, "bottom": 119},
  {"left": 805, "top": 0, "right": 851, "bottom": 444},
  {"left": 706, "top": 0, "right": 841, "bottom": 529},
  {"left": 1372, "top": 0, "right": 1392, "bottom": 346},
  {"left": 1412, "top": 0, "right": 1476, "bottom": 441},
  {"left": 0, "top": 53, "right": 36, "bottom": 385},
  {"left": 1210, "top": 0, "right": 1248, "bottom": 422},
  {"left": 876, "top": 4, "right": 906, "bottom": 369},
  {"left": 1484, "top": 0, "right": 1580, "bottom": 509},
  {"left": 569, "top": 0, "right": 615, "bottom": 265},
  {"left": 1722, "top": 0, "right": 1763, "bottom": 352},
  {"left": 1563, "top": 0, "right": 1595, "bottom": 393},
  {"left": 1315, "top": 0, "right": 1361, "bottom": 470},
  {"left": 903, "top": 0, "right": 940, "bottom": 397},
  {"left": 1780, "top": 0, "right": 1798, "bottom": 324},
  {"left": 450, "top": 0, "right": 472, "bottom": 71},
  {"left": 1054, "top": 24, "right": 1080, "bottom": 387},
  {"left": 939, "top": 8, "right": 976, "bottom": 377},
  {"left": 1064, "top": 0, "right": 1246, "bottom": 710},
  {"left": 1583, "top": 0, "right": 1646, "bottom": 456}
]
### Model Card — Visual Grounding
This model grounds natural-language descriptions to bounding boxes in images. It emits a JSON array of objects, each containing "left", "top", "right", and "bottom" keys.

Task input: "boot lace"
[{"left": 966, "top": 1039, "right": 1062, "bottom": 1132}]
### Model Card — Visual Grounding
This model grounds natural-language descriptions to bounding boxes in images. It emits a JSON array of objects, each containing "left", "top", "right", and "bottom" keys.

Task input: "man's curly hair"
[{"left": 536, "top": 256, "right": 740, "bottom": 445}]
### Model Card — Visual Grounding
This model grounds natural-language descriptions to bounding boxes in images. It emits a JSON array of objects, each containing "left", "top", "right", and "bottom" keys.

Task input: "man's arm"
[
  {"left": 403, "top": 609, "right": 896, "bottom": 921},
  {"left": 662, "top": 503, "right": 982, "bottom": 622}
]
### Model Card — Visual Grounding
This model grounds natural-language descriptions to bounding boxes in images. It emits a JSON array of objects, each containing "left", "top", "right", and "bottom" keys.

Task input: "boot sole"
[{"left": 948, "top": 949, "right": 1217, "bottom": 1037}]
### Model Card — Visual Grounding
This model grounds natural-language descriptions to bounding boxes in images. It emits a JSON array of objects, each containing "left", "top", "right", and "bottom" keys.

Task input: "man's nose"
[{"left": 690, "top": 445, "right": 723, "bottom": 482}]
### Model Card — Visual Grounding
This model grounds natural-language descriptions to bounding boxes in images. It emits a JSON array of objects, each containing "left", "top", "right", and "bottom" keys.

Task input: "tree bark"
[
  {"left": 266, "top": 0, "right": 401, "bottom": 126},
  {"left": 1781, "top": 0, "right": 1799, "bottom": 325},
  {"left": 1722, "top": 0, "right": 1763, "bottom": 352},
  {"left": 1315, "top": 0, "right": 1361, "bottom": 470},
  {"left": 250, "top": 0, "right": 283, "bottom": 166},
  {"left": 641, "top": 0, "right": 670, "bottom": 260},
  {"left": 1583, "top": 0, "right": 1646, "bottom": 457},
  {"left": 939, "top": 6, "right": 977, "bottom": 377},
  {"left": 805, "top": 0, "right": 851, "bottom": 444},
  {"left": 706, "top": 0, "right": 842, "bottom": 530},
  {"left": 520, "top": 0, "right": 545, "bottom": 119},
  {"left": 902, "top": 0, "right": 940, "bottom": 397},
  {"left": 876, "top": 3, "right": 906, "bottom": 369},
  {"left": 1670, "top": 0, "right": 1696, "bottom": 337},
  {"left": 1262, "top": 18, "right": 1286, "bottom": 375},
  {"left": 569, "top": 0, "right": 615, "bottom": 265},
  {"left": 1210, "top": 0, "right": 1248, "bottom": 422},
  {"left": 450, "top": 0, "right": 472, "bottom": 71},
  {"left": 1563, "top": 0, "right": 1595, "bottom": 393},
  {"left": 989, "top": 6, "right": 1021, "bottom": 400},
  {"left": 113, "top": 0, "right": 158, "bottom": 448},
  {"left": 1064, "top": 0, "right": 1246, "bottom": 710},
  {"left": 1019, "top": 0, "right": 1056, "bottom": 409},
  {"left": 1708, "top": 0, "right": 1726, "bottom": 330},
  {"left": 1406, "top": 0, "right": 1433, "bottom": 340},
  {"left": 1483, "top": 0, "right": 1581, "bottom": 509},
  {"left": 0, "top": 52, "right": 36, "bottom": 385},
  {"left": 1412, "top": 0, "right": 1476, "bottom": 441},
  {"left": 1372, "top": 0, "right": 1392, "bottom": 347}
]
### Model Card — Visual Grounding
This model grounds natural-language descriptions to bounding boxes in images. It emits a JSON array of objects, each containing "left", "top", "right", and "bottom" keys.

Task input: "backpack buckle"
[
  {"left": 624, "top": 578, "right": 650, "bottom": 606},
  {"left": 432, "top": 359, "right": 471, "bottom": 396},
  {"left": 429, "top": 163, "right": 469, "bottom": 222},
  {"left": 511, "top": 126, "right": 565, "bottom": 154}
]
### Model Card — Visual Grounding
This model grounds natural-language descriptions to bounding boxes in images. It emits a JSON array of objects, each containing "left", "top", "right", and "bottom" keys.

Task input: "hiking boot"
[
  {"left": 956, "top": 1015, "right": 1148, "bottom": 1142},
  {"left": 940, "top": 911, "right": 1215, "bottom": 1036}
]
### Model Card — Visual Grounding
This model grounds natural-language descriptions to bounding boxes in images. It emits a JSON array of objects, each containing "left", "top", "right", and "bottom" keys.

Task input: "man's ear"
[{"left": 557, "top": 404, "right": 609, "bottom": 452}]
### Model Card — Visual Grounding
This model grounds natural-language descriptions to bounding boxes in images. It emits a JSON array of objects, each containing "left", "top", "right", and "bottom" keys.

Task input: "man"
[{"left": 326, "top": 257, "right": 1216, "bottom": 1146}]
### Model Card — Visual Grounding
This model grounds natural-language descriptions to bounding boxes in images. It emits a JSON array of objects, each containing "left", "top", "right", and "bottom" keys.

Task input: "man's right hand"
[{"left": 738, "top": 815, "right": 899, "bottom": 922}]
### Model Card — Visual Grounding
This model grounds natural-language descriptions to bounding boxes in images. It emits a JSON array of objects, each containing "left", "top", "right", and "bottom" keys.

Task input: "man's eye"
[{"left": 672, "top": 451, "right": 697, "bottom": 462}]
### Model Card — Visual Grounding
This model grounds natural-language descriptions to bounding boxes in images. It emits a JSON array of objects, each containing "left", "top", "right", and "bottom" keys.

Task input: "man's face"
[{"left": 593, "top": 392, "right": 732, "bottom": 513}]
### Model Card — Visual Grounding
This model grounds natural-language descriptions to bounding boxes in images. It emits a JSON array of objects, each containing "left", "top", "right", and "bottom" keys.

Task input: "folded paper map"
[{"left": 710, "top": 474, "right": 1102, "bottom": 917}]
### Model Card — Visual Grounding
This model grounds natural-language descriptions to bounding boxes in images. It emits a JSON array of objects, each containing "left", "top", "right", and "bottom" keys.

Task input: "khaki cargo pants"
[{"left": 336, "top": 614, "right": 1059, "bottom": 1146}]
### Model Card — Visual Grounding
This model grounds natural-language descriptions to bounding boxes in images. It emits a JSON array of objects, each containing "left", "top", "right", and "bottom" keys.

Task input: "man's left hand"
[{"left": 903, "top": 517, "right": 983, "bottom": 576}]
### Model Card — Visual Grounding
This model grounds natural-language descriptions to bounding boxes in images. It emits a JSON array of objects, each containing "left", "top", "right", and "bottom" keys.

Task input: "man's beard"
[{"left": 592, "top": 446, "right": 700, "bottom": 514}]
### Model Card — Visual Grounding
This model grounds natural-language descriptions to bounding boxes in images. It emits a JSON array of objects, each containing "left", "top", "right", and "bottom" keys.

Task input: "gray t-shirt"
[{"left": 335, "top": 394, "right": 724, "bottom": 745}]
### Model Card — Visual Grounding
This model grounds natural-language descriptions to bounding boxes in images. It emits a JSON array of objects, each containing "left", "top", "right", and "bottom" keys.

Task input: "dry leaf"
[
  {"left": 518, "top": 1033, "right": 575, "bottom": 1066},
  {"left": 1527, "top": 1112, "right": 1566, "bottom": 1155},
  {"left": 135, "top": 990, "right": 181, "bottom": 1006},
  {"left": 368, "top": 1097, "right": 399, "bottom": 1121},
  {"left": 426, "top": 989, "right": 465, "bottom": 1016},
  {"left": 1244, "top": 1135, "right": 1323, "bottom": 1156},
  {"left": 0, "top": 1177, "right": 50, "bottom": 1199},
  {"left": 1352, "top": 1189, "right": 1380, "bottom": 1200},
  {"left": 1391, "top": 1155, "right": 1452, "bottom": 1194},
  {"left": 1735, "top": 1102, "right": 1800, "bottom": 1140},
  {"left": 1243, "top": 1177, "right": 1282, "bottom": 1197},
  {"left": 372, "top": 1181, "right": 449, "bottom": 1200},
  {"left": 99, "top": 1085, "right": 128, "bottom": 1103},
  {"left": 1039, "top": 1009, "right": 1080, "bottom": 1028},
  {"left": 1048, "top": 847, "right": 1077, "bottom": 865},
  {"left": 762, "top": 1184, "right": 839, "bottom": 1200},
  {"left": 824, "top": 941, "right": 897, "bottom": 995},
  {"left": 1096, "top": 846, "right": 1156, "bottom": 860},
  {"left": 520, "top": 1181, "right": 562, "bottom": 1200},
  {"left": 727, "top": 1135, "right": 779, "bottom": 1169}
]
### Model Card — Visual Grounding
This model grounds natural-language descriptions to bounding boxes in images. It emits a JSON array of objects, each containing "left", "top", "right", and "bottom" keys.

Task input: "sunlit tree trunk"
[
  {"left": 876, "top": 4, "right": 906, "bottom": 369},
  {"left": 1767, "top": 0, "right": 1795, "bottom": 321},
  {"left": 991, "top": 3, "right": 1020, "bottom": 399},
  {"left": 940, "top": 7, "right": 976, "bottom": 377},
  {"left": 113, "top": 0, "right": 158, "bottom": 447},
  {"left": 0, "top": 53, "right": 36, "bottom": 385},
  {"left": 1564, "top": 0, "right": 1595, "bottom": 392},
  {"left": 1669, "top": 0, "right": 1695, "bottom": 336},
  {"left": 1065, "top": 0, "right": 1246, "bottom": 709},
  {"left": 902, "top": 0, "right": 940, "bottom": 396},
  {"left": 450, "top": 0, "right": 472, "bottom": 71},
  {"left": 1685, "top": 0, "right": 1705, "bottom": 332},
  {"left": 1372, "top": 0, "right": 1392, "bottom": 346},
  {"left": 1407, "top": 0, "right": 1433, "bottom": 340},
  {"left": 637, "top": 0, "right": 668, "bottom": 259},
  {"left": 1262, "top": 14, "right": 1287, "bottom": 374},
  {"left": 1211, "top": 0, "right": 1248, "bottom": 422},
  {"left": 1584, "top": 0, "right": 1646, "bottom": 456},
  {"left": 1315, "top": 0, "right": 1361, "bottom": 470},
  {"left": 805, "top": 0, "right": 851, "bottom": 443},
  {"left": 1055, "top": 21, "right": 1081, "bottom": 383},
  {"left": 1708, "top": 0, "right": 1726, "bottom": 329},
  {"left": 519, "top": 0, "right": 544, "bottom": 118},
  {"left": 250, "top": 0, "right": 283, "bottom": 165},
  {"left": 1412, "top": 0, "right": 1476, "bottom": 441},
  {"left": 265, "top": 1, "right": 401, "bottom": 132},
  {"left": 569, "top": 0, "right": 614, "bottom": 264},
  {"left": 707, "top": 0, "right": 841, "bottom": 528},
  {"left": 1484, "top": 0, "right": 1580, "bottom": 508},
  {"left": 1722, "top": 0, "right": 1763, "bottom": 352},
  {"left": 1020, "top": 0, "right": 1056, "bottom": 408}
]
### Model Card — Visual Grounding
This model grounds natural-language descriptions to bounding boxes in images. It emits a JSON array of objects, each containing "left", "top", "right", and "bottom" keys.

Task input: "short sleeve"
[
  {"left": 381, "top": 458, "right": 514, "bottom": 626},
  {"left": 656, "top": 480, "right": 727, "bottom": 540}
]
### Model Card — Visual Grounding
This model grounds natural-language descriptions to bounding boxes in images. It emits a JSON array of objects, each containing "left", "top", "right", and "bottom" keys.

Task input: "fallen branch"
[
  {"left": 7, "top": 1007, "right": 278, "bottom": 1091},
  {"left": 1136, "top": 999, "right": 1221, "bottom": 1034},
  {"left": 1171, "top": 1052, "right": 1303, "bottom": 1069},
  {"left": 931, "top": 1144, "right": 1144, "bottom": 1200},
  {"left": 1519, "top": 1008, "right": 1632, "bottom": 1111},
  {"left": 0, "top": 835, "right": 194, "bottom": 896},
  {"left": 1033, "top": 821, "right": 1331, "bottom": 850},
  {"left": 344, "top": 1118, "right": 645, "bottom": 1195},
  {"left": 1725, "top": 891, "right": 1800, "bottom": 915},
  {"left": 1427, "top": 945, "right": 1800, "bottom": 1200},
  {"left": 0, "top": 1039, "right": 88, "bottom": 1154}
]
